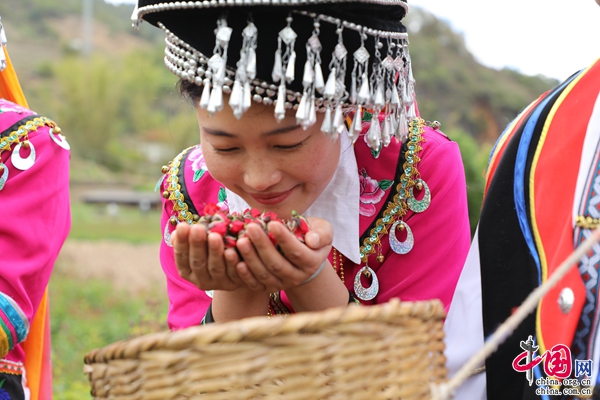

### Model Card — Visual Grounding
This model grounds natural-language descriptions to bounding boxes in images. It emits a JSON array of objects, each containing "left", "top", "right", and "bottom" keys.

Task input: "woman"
[
  {"left": 0, "top": 20, "right": 71, "bottom": 400},
  {"left": 133, "top": 0, "right": 471, "bottom": 327}
]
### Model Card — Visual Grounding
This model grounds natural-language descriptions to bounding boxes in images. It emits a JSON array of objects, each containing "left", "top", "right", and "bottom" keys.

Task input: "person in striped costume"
[{"left": 445, "top": 10, "right": 600, "bottom": 399}]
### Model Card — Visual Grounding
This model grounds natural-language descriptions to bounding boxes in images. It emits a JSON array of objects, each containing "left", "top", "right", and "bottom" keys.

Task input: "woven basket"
[{"left": 84, "top": 298, "right": 447, "bottom": 400}]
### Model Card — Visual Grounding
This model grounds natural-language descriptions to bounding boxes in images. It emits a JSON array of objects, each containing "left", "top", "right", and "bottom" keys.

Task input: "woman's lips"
[{"left": 250, "top": 188, "right": 294, "bottom": 205}]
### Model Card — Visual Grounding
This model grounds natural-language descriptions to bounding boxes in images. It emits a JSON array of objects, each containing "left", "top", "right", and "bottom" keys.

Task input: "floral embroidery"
[
  {"left": 188, "top": 145, "right": 207, "bottom": 182},
  {"left": 0, "top": 379, "right": 8, "bottom": 400},
  {"left": 217, "top": 187, "right": 229, "bottom": 213},
  {"left": 359, "top": 167, "right": 393, "bottom": 217}
]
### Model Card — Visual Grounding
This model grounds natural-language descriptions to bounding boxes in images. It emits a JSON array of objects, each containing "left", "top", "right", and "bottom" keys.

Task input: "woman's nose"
[{"left": 243, "top": 158, "right": 283, "bottom": 191}]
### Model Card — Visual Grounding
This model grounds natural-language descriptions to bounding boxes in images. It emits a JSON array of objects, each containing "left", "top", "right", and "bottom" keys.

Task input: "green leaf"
[
  {"left": 0, "top": 378, "right": 4, "bottom": 389},
  {"left": 218, "top": 187, "right": 227, "bottom": 203},
  {"left": 193, "top": 169, "right": 205, "bottom": 183},
  {"left": 370, "top": 145, "right": 381, "bottom": 159},
  {"left": 378, "top": 179, "right": 394, "bottom": 191}
]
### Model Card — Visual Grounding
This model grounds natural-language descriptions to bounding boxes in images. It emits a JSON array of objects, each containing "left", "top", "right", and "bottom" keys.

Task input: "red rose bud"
[
  {"left": 262, "top": 212, "right": 277, "bottom": 223},
  {"left": 250, "top": 208, "right": 262, "bottom": 218},
  {"left": 223, "top": 236, "right": 237, "bottom": 248},
  {"left": 204, "top": 203, "right": 220, "bottom": 215},
  {"left": 268, "top": 232, "right": 277, "bottom": 245},
  {"left": 297, "top": 218, "right": 309, "bottom": 234},
  {"left": 208, "top": 221, "right": 228, "bottom": 236},
  {"left": 229, "top": 220, "right": 245, "bottom": 234}
]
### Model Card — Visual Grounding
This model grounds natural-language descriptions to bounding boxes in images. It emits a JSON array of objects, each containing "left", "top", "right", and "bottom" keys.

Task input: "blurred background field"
[{"left": 0, "top": 0, "right": 560, "bottom": 397}]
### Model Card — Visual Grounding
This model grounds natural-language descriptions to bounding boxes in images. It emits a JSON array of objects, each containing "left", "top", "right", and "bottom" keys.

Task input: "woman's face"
[{"left": 196, "top": 102, "right": 340, "bottom": 219}]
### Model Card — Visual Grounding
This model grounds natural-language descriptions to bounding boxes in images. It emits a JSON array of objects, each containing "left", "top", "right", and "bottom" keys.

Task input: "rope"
[{"left": 431, "top": 228, "right": 600, "bottom": 400}]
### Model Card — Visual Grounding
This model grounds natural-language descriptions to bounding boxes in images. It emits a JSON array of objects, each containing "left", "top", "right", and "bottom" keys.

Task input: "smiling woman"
[{"left": 135, "top": 0, "right": 472, "bottom": 327}]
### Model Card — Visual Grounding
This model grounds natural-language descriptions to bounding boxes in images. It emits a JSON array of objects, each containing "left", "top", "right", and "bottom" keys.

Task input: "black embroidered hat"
[{"left": 132, "top": 0, "right": 416, "bottom": 149}]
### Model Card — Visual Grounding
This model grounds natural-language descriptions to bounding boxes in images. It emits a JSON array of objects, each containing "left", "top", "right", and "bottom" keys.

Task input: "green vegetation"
[
  {"left": 50, "top": 271, "right": 168, "bottom": 399},
  {"left": 69, "top": 202, "right": 162, "bottom": 243}
]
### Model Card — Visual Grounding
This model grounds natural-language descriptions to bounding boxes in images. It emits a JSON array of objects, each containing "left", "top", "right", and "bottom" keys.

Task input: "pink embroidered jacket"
[
  {"left": 0, "top": 99, "right": 71, "bottom": 397},
  {"left": 159, "top": 119, "right": 470, "bottom": 330}
]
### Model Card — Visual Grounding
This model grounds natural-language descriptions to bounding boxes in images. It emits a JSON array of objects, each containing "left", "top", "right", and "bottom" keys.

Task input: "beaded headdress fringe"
[{"left": 132, "top": 2, "right": 416, "bottom": 152}]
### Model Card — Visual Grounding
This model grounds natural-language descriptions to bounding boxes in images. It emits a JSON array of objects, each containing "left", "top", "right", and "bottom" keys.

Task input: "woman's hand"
[
  {"left": 171, "top": 222, "right": 246, "bottom": 291},
  {"left": 234, "top": 217, "right": 334, "bottom": 292}
]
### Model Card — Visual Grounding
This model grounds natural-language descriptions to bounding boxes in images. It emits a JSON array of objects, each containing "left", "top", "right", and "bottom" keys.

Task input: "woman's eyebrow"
[{"left": 202, "top": 124, "right": 299, "bottom": 138}]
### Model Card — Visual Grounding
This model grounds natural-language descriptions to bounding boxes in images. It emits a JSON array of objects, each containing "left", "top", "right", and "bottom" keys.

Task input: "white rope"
[{"left": 431, "top": 228, "right": 600, "bottom": 400}]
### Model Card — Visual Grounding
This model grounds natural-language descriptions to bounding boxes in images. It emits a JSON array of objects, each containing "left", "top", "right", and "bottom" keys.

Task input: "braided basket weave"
[{"left": 84, "top": 298, "right": 447, "bottom": 399}]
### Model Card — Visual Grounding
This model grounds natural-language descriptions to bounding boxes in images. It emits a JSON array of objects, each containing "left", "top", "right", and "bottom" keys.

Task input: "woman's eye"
[
  {"left": 276, "top": 142, "right": 304, "bottom": 151},
  {"left": 213, "top": 147, "right": 239, "bottom": 153}
]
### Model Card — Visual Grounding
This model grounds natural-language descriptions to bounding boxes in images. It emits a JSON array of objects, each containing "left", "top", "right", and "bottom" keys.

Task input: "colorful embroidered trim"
[
  {"left": 359, "top": 117, "right": 425, "bottom": 263},
  {"left": 0, "top": 116, "right": 57, "bottom": 155},
  {"left": 0, "top": 293, "right": 28, "bottom": 355},
  {"left": 0, "top": 360, "right": 23, "bottom": 375},
  {"left": 162, "top": 146, "right": 199, "bottom": 225}
]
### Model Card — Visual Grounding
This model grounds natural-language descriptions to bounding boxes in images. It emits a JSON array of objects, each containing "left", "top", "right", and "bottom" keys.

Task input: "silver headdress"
[{"left": 133, "top": 0, "right": 415, "bottom": 150}]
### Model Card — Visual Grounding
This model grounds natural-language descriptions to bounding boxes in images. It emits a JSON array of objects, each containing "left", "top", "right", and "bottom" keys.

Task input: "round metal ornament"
[
  {"left": 407, "top": 178, "right": 430, "bottom": 213},
  {"left": 163, "top": 223, "right": 173, "bottom": 247},
  {"left": 0, "top": 163, "right": 8, "bottom": 191},
  {"left": 11, "top": 141, "right": 36, "bottom": 171},
  {"left": 389, "top": 220, "right": 414, "bottom": 254},
  {"left": 354, "top": 266, "right": 379, "bottom": 301},
  {"left": 49, "top": 128, "right": 70, "bottom": 150}
]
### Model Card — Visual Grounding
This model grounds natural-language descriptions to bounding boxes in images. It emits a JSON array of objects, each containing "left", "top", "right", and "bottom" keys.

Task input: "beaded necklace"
[
  {"left": 359, "top": 117, "right": 426, "bottom": 263},
  {"left": 354, "top": 117, "right": 428, "bottom": 301}
]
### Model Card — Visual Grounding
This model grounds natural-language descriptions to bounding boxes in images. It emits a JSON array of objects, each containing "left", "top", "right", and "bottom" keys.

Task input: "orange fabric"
[
  {"left": 533, "top": 61, "right": 600, "bottom": 353},
  {"left": 1, "top": 43, "right": 52, "bottom": 400},
  {"left": 0, "top": 46, "right": 28, "bottom": 108},
  {"left": 21, "top": 290, "right": 52, "bottom": 400}
]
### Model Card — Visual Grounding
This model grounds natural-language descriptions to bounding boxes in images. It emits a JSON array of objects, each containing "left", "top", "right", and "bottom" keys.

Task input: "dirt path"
[{"left": 56, "top": 239, "right": 166, "bottom": 295}]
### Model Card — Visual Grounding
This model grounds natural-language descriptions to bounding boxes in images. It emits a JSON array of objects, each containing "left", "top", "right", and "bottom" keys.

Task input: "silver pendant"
[
  {"left": 0, "top": 163, "right": 8, "bottom": 191},
  {"left": 407, "top": 178, "right": 431, "bottom": 213},
  {"left": 49, "top": 129, "right": 70, "bottom": 150},
  {"left": 11, "top": 141, "right": 36, "bottom": 171},
  {"left": 163, "top": 223, "right": 173, "bottom": 247},
  {"left": 354, "top": 266, "right": 379, "bottom": 301},
  {"left": 389, "top": 220, "right": 414, "bottom": 254}
]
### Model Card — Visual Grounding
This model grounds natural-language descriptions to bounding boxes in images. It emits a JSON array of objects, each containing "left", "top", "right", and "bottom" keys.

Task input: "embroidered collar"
[{"left": 227, "top": 130, "right": 362, "bottom": 264}]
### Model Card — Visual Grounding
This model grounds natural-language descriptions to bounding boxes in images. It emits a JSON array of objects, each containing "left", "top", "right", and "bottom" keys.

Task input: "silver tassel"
[
  {"left": 246, "top": 47, "right": 257, "bottom": 79},
  {"left": 199, "top": 79, "right": 211, "bottom": 110},
  {"left": 243, "top": 81, "right": 252, "bottom": 112},
  {"left": 295, "top": 93, "right": 307, "bottom": 125},
  {"left": 408, "top": 102, "right": 416, "bottom": 119},
  {"left": 321, "top": 107, "right": 332, "bottom": 135},
  {"left": 357, "top": 72, "right": 370, "bottom": 105},
  {"left": 275, "top": 84, "right": 287, "bottom": 122},
  {"left": 333, "top": 104, "right": 344, "bottom": 132},
  {"left": 272, "top": 49, "right": 282, "bottom": 83},
  {"left": 382, "top": 115, "right": 392, "bottom": 147},
  {"left": 207, "top": 84, "right": 223, "bottom": 114},
  {"left": 302, "top": 59, "right": 314, "bottom": 88},
  {"left": 350, "top": 75, "right": 357, "bottom": 104},
  {"left": 374, "top": 85, "right": 385, "bottom": 109},
  {"left": 323, "top": 67, "right": 337, "bottom": 99},
  {"left": 314, "top": 62, "right": 325, "bottom": 93},
  {"left": 391, "top": 84, "right": 401, "bottom": 106},
  {"left": 367, "top": 114, "right": 381, "bottom": 150},
  {"left": 305, "top": 97, "right": 317, "bottom": 129},
  {"left": 229, "top": 80, "right": 243, "bottom": 117},
  {"left": 349, "top": 108, "right": 362, "bottom": 144},
  {"left": 396, "top": 111, "right": 409, "bottom": 142},
  {"left": 285, "top": 51, "right": 296, "bottom": 83}
]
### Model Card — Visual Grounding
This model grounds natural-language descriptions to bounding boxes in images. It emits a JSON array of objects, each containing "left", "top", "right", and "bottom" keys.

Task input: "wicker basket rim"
[{"left": 84, "top": 298, "right": 445, "bottom": 364}]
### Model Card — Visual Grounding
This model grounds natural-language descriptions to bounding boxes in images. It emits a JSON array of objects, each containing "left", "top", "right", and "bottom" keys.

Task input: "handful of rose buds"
[{"left": 198, "top": 203, "right": 310, "bottom": 248}]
